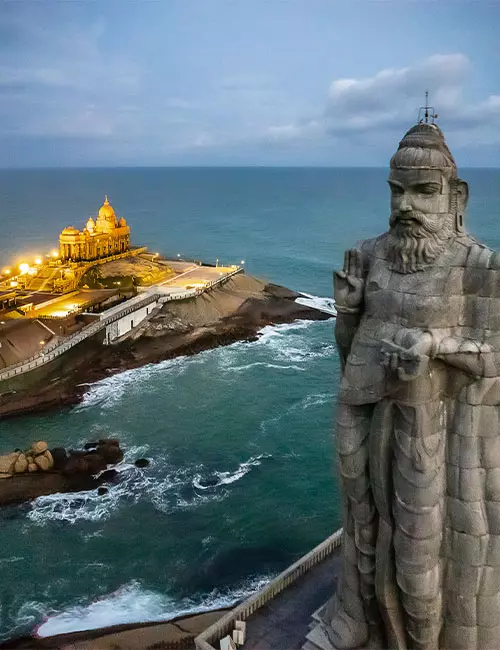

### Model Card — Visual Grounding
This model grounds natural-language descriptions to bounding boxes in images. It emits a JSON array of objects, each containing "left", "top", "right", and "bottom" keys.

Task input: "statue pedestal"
[{"left": 303, "top": 597, "right": 368, "bottom": 650}]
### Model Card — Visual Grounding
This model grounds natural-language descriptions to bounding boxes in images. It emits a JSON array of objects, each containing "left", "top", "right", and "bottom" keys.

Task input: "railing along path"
[{"left": 0, "top": 267, "right": 242, "bottom": 382}]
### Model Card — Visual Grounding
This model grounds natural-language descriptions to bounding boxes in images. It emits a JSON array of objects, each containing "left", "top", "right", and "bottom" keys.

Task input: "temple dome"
[
  {"left": 118, "top": 217, "right": 127, "bottom": 227},
  {"left": 86, "top": 217, "right": 95, "bottom": 231},
  {"left": 62, "top": 226, "right": 79, "bottom": 235},
  {"left": 98, "top": 196, "right": 116, "bottom": 220}
]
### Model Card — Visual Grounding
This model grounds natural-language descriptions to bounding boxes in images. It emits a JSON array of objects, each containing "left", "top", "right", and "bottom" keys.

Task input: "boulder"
[
  {"left": 134, "top": 458, "right": 150, "bottom": 468},
  {"left": 83, "top": 453, "right": 107, "bottom": 474},
  {"left": 98, "top": 438, "right": 120, "bottom": 447},
  {"left": 28, "top": 463, "right": 38, "bottom": 473},
  {"left": 13, "top": 454, "right": 28, "bottom": 474},
  {"left": 42, "top": 450, "right": 54, "bottom": 470},
  {"left": 97, "top": 443, "right": 123, "bottom": 465},
  {"left": 50, "top": 447, "right": 68, "bottom": 470},
  {"left": 69, "top": 450, "right": 87, "bottom": 459},
  {"left": 99, "top": 469, "right": 119, "bottom": 482},
  {"left": 84, "top": 442, "right": 99, "bottom": 450},
  {"left": 62, "top": 457, "right": 89, "bottom": 476},
  {"left": 32, "top": 441, "right": 48, "bottom": 455},
  {"left": 0, "top": 453, "right": 19, "bottom": 475},
  {"left": 97, "top": 487, "right": 108, "bottom": 496},
  {"left": 34, "top": 454, "right": 51, "bottom": 471}
]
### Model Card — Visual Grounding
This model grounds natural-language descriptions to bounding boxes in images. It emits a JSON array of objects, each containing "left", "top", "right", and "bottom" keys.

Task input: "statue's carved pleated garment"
[{"left": 335, "top": 235, "right": 500, "bottom": 649}]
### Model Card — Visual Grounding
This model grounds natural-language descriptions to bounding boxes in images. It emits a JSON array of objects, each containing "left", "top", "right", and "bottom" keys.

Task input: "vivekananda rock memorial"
[{"left": 59, "top": 195, "right": 131, "bottom": 261}]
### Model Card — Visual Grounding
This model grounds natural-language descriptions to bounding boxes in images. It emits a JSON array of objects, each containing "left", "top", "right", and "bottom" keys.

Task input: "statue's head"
[{"left": 387, "top": 122, "right": 469, "bottom": 273}]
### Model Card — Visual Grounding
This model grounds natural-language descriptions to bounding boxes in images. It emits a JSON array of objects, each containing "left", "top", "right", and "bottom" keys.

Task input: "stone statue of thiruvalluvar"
[{"left": 330, "top": 122, "right": 500, "bottom": 650}]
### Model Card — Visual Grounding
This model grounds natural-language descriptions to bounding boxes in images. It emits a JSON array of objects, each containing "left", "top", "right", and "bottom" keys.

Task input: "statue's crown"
[{"left": 391, "top": 122, "right": 457, "bottom": 175}]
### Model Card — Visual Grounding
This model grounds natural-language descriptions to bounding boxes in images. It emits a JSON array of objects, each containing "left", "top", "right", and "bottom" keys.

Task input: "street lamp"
[{"left": 240, "top": 260, "right": 245, "bottom": 265}]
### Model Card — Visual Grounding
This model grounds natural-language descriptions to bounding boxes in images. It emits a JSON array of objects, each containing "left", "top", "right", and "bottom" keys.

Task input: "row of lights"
[
  {"left": 2, "top": 251, "right": 60, "bottom": 281},
  {"left": 175, "top": 253, "right": 245, "bottom": 267}
]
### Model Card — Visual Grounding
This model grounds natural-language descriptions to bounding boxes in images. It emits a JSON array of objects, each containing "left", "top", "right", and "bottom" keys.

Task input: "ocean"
[{"left": 0, "top": 167, "right": 499, "bottom": 640}]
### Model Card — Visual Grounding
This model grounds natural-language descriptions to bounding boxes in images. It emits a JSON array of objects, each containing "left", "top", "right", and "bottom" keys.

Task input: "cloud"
[{"left": 265, "top": 54, "right": 500, "bottom": 151}]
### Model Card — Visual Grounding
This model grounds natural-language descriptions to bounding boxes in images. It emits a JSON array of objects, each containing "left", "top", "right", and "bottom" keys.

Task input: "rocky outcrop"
[
  {"left": 0, "top": 276, "right": 332, "bottom": 419},
  {"left": 0, "top": 439, "right": 127, "bottom": 507},
  {"left": 0, "top": 441, "right": 54, "bottom": 479}
]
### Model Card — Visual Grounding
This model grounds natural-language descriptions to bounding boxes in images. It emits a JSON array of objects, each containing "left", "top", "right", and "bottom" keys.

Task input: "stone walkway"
[{"left": 241, "top": 549, "right": 342, "bottom": 650}]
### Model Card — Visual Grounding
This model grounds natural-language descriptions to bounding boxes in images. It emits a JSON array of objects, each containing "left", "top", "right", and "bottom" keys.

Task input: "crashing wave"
[
  {"left": 26, "top": 453, "right": 271, "bottom": 525},
  {"left": 35, "top": 574, "right": 273, "bottom": 637}
]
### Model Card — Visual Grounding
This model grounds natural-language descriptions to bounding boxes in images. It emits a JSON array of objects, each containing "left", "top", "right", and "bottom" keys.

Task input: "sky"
[{"left": 1, "top": 0, "right": 499, "bottom": 168}]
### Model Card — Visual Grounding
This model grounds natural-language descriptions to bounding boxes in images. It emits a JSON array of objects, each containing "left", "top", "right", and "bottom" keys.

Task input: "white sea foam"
[
  {"left": 36, "top": 575, "right": 272, "bottom": 637},
  {"left": 26, "top": 454, "right": 269, "bottom": 525},
  {"left": 224, "top": 361, "right": 305, "bottom": 373},
  {"left": 301, "top": 392, "right": 334, "bottom": 409},
  {"left": 76, "top": 356, "right": 195, "bottom": 411},
  {"left": 76, "top": 308, "right": 329, "bottom": 411},
  {"left": 192, "top": 454, "right": 269, "bottom": 491}
]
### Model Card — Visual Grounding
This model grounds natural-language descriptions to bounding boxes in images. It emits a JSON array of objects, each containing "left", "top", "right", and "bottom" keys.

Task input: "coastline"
[
  {"left": 1, "top": 607, "right": 232, "bottom": 649},
  {"left": 0, "top": 274, "right": 332, "bottom": 420}
]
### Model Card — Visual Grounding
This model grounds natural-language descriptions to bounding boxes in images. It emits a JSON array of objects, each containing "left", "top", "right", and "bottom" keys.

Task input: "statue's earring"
[{"left": 455, "top": 212, "right": 465, "bottom": 234}]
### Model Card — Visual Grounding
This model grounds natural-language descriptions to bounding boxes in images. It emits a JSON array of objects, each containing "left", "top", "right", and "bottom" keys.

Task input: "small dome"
[
  {"left": 98, "top": 195, "right": 116, "bottom": 220},
  {"left": 62, "top": 226, "right": 79, "bottom": 235},
  {"left": 118, "top": 217, "right": 127, "bottom": 227},
  {"left": 86, "top": 217, "right": 95, "bottom": 230}
]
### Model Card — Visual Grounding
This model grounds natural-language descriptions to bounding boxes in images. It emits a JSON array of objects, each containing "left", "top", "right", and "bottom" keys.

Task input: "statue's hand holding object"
[{"left": 381, "top": 331, "right": 433, "bottom": 381}]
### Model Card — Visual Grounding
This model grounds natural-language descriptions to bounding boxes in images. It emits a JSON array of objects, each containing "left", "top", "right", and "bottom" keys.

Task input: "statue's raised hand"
[
  {"left": 334, "top": 249, "right": 365, "bottom": 312},
  {"left": 381, "top": 330, "right": 433, "bottom": 381}
]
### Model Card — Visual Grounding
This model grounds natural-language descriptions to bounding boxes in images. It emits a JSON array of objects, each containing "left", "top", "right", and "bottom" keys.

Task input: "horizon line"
[{"left": 0, "top": 164, "right": 499, "bottom": 171}]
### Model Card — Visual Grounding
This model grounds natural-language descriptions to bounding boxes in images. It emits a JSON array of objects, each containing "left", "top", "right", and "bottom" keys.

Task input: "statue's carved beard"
[{"left": 387, "top": 211, "right": 455, "bottom": 274}]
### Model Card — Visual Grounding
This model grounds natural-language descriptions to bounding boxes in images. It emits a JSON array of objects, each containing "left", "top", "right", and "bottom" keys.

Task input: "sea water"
[{"left": 0, "top": 167, "right": 499, "bottom": 640}]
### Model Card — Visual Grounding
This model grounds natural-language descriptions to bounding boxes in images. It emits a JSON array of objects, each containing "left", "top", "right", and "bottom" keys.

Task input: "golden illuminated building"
[{"left": 59, "top": 196, "right": 131, "bottom": 262}]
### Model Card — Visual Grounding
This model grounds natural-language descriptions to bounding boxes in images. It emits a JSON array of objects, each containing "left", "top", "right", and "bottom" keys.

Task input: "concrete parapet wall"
[
  {"left": 105, "top": 301, "right": 158, "bottom": 343},
  {"left": 194, "top": 528, "right": 343, "bottom": 650}
]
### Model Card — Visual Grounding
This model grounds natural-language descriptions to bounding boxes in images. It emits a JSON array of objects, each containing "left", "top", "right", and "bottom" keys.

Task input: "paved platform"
[
  {"left": 159, "top": 264, "right": 238, "bottom": 290},
  {"left": 241, "top": 549, "right": 341, "bottom": 650}
]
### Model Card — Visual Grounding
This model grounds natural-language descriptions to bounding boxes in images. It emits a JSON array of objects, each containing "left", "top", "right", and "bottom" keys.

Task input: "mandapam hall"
[{"left": 59, "top": 196, "right": 131, "bottom": 262}]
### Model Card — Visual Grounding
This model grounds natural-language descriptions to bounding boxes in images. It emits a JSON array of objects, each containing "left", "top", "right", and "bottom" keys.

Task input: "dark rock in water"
[
  {"left": 62, "top": 457, "right": 89, "bottom": 476},
  {"left": 69, "top": 450, "right": 87, "bottom": 459},
  {"left": 97, "top": 486, "right": 108, "bottom": 496},
  {"left": 99, "top": 468, "right": 119, "bottom": 482},
  {"left": 50, "top": 447, "right": 68, "bottom": 470},
  {"left": 84, "top": 442, "right": 99, "bottom": 450},
  {"left": 83, "top": 453, "right": 107, "bottom": 474},
  {"left": 97, "top": 443, "right": 123, "bottom": 465},
  {"left": 134, "top": 458, "right": 150, "bottom": 468},
  {"left": 98, "top": 438, "right": 119, "bottom": 447}
]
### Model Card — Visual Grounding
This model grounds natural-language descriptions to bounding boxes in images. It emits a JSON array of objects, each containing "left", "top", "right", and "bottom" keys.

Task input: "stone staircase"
[{"left": 27, "top": 267, "right": 61, "bottom": 291}]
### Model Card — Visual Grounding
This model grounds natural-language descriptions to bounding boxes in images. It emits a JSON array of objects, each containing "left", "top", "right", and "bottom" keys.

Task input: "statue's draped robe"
[{"left": 335, "top": 234, "right": 500, "bottom": 650}]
